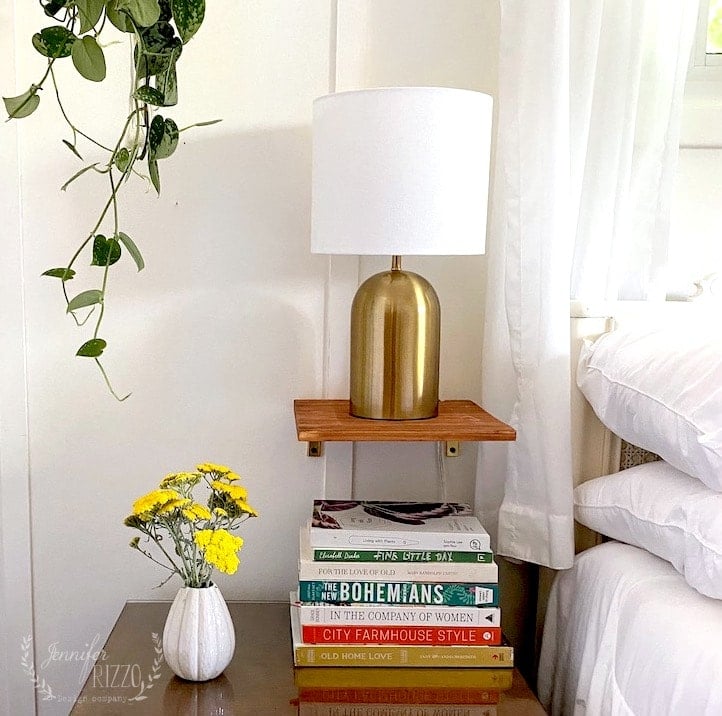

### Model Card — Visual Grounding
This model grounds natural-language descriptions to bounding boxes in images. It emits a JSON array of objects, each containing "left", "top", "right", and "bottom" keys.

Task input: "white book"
[
  {"left": 310, "top": 501, "right": 491, "bottom": 552},
  {"left": 292, "top": 591, "right": 501, "bottom": 628},
  {"left": 299, "top": 526, "right": 498, "bottom": 583}
]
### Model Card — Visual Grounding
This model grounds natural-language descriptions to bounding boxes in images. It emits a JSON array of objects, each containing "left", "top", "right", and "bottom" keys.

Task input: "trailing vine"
[{"left": 4, "top": 0, "right": 216, "bottom": 399}]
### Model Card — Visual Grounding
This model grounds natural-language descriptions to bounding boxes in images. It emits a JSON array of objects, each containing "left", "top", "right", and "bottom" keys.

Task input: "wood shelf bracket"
[{"left": 445, "top": 440, "right": 460, "bottom": 457}]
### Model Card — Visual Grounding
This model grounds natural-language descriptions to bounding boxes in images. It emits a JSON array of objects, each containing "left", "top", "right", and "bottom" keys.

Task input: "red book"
[
  {"left": 298, "top": 686, "right": 502, "bottom": 704},
  {"left": 301, "top": 624, "right": 502, "bottom": 646}
]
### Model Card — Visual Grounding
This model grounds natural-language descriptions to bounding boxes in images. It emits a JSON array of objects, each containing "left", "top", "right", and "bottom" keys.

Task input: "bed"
[{"left": 538, "top": 288, "right": 722, "bottom": 715}]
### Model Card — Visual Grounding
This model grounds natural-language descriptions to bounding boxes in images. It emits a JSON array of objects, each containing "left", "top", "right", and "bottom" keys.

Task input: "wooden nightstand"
[{"left": 71, "top": 602, "right": 546, "bottom": 715}]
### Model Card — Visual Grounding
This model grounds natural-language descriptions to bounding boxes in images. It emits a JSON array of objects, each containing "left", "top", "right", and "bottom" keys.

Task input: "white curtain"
[{"left": 475, "top": 0, "right": 699, "bottom": 569}]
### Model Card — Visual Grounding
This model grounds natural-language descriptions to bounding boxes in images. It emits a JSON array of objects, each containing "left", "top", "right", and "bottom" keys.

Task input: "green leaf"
[
  {"left": 171, "top": 0, "right": 205, "bottom": 43},
  {"left": 156, "top": 60, "right": 178, "bottom": 106},
  {"left": 105, "top": 2, "right": 134, "bottom": 32},
  {"left": 148, "top": 113, "right": 165, "bottom": 153},
  {"left": 42, "top": 0, "right": 71, "bottom": 18},
  {"left": 158, "top": 0, "right": 172, "bottom": 20},
  {"left": 61, "top": 162, "right": 99, "bottom": 191},
  {"left": 67, "top": 289, "right": 103, "bottom": 313},
  {"left": 3, "top": 88, "right": 40, "bottom": 120},
  {"left": 134, "top": 22, "right": 181, "bottom": 77},
  {"left": 32, "top": 26, "right": 76, "bottom": 59},
  {"left": 133, "top": 85, "right": 165, "bottom": 106},
  {"left": 42, "top": 267, "right": 76, "bottom": 281},
  {"left": 148, "top": 157, "right": 161, "bottom": 194},
  {"left": 117, "top": 232, "right": 145, "bottom": 271},
  {"left": 62, "top": 139, "right": 84, "bottom": 160},
  {"left": 92, "top": 234, "right": 121, "bottom": 266},
  {"left": 115, "top": 0, "right": 161, "bottom": 27},
  {"left": 75, "top": 0, "right": 105, "bottom": 33},
  {"left": 179, "top": 118, "right": 221, "bottom": 131},
  {"left": 71, "top": 36, "right": 107, "bottom": 82},
  {"left": 149, "top": 115, "right": 178, "bottom": 159},
  {"left": 158, "top": 118, "right": 179, "bottom": 158},
  {"left": 114, "top": 147, "right": 130, "bottom": 172},
  {"left": 76, "top": 338, "right": 107, "bottom": 357}
]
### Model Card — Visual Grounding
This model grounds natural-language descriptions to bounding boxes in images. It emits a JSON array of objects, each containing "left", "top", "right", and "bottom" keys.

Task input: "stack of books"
[
  {"left": 290, "top": 500, "right": 513, "bottom": 672},
  {"left": 294, "top": 666, "right": 513, "bottom": 715}
]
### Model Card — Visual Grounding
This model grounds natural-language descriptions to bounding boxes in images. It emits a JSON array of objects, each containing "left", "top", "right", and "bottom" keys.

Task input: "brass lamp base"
[{"left": 350, "top": 257, "right": 440, "bottom": 420}]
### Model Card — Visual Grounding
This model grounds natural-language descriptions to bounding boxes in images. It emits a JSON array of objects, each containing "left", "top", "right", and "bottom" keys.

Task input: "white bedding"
[{"left": 538, "top": 541, "right": 722, "bottom": 715}]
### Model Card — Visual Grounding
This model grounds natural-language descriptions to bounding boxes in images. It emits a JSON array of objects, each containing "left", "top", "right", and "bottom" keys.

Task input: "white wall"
[
  {"left": 0, "top": 1, "right": 35, "bottom": 713},
  {"left": 3, "top": 2, "right": 717, "bottom": 713},
  {"left": 1, "top": 2, "right": 499, "bottom": 713}
]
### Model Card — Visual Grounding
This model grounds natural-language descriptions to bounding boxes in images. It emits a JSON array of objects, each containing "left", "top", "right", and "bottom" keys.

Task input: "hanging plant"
[{"left": 4, "top": 0, "right": 217, "bottom": 399}]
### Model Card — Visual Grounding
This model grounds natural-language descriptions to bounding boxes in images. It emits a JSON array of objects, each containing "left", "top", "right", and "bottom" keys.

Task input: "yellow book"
[{"left": 294, "top": 666, "right": 514, "bottom": 689}]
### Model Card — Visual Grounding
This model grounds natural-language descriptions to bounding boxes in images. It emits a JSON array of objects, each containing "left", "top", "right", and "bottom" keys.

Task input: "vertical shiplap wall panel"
[{"left": 0, "top": 1, "right": 35, "bottom": 713}]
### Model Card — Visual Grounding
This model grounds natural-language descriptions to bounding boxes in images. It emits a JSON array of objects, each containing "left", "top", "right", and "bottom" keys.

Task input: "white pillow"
[
  {"left": 574, "top": 461, "right": 722, "bottom": 599},
  {"left": 577, "top": 323, "right": 722, "bottom": 491}
]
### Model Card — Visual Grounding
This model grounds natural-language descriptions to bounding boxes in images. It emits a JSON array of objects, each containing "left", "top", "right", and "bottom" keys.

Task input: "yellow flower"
[
  {"left": 125, "top": 461, "right": 257, "bottom": 587},
  {"left": 160, "top": 472, "right": 202, "bottom": 489},
  {"left": 156, "top": 498, "right": 191, "bottom": 515},
  {"left": 232, "top": 499, "right": 259, "bottom": 517},
  {"left": 132, "top": 489, "right": 183, "bottom": 518},
  {"left": 211, "top": 480, "right": 248, "bottom": 501},
  {"left": 194, "top": 529, "right": 244, "bottom": 574},
  {"left": 182, "top": 503, "right": 212, "bottom": 521},
  {"left": 197, "top": 463, "right": 231, "bottom": 475}
]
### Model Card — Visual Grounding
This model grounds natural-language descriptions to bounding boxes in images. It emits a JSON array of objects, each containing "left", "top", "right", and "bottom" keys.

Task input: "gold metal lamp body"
[{"left": 350, "top": 257, "right": 440, "bottom": 420}]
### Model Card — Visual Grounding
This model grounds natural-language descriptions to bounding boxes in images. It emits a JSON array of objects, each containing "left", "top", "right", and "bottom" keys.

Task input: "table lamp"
[{"left": 311, "top": 87, "right": 492, "bottom": 420}]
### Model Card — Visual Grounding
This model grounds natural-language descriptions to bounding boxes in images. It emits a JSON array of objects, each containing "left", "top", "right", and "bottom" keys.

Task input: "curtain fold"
[{"left": 475, "top": 0, "right": 699, "bottom": 569}]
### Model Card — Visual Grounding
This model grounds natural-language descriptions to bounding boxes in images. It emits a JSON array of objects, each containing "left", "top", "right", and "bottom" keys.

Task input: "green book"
[
  {"left": 313, "top": 548, "right": 493, "bottom": 564},
  {"left": 298, "top": 580, "right": 498, "bottom": 607}
]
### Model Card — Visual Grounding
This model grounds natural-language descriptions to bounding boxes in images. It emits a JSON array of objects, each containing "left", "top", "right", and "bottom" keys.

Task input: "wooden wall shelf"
[{"left": 294, "top": 399, "right": 515, "bottom": 455}]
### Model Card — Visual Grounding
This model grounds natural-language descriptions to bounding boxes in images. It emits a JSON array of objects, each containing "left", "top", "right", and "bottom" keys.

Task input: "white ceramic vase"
[{"left": 162, "top": 584, "right": 235, "bottom": 681}]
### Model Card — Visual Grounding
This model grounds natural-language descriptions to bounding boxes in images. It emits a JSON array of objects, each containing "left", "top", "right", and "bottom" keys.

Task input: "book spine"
[
  {"left": 297, "top": 604, "right": 501, "bottom": 628},
  {"left": 301, "top": 625, "right": 502, "bottom": 646},
  {"left": 299, "top": 562, "right": 498, "bottom": 583},
  {"left": 297, "top": 686, "right": 501, "bottom": 705},
  {"left": 298, "top": 581, "right": 499, "bottom": 607},
  {"left": 299, "top": 559, "right": 498, "bottom": 583},
  {"left": 298, "top": 704, "right": 498, "bottom": 716},
  {"left": 292, "top": 668, "right": 515, "bottom": 690},
  {"left": 313, "top": 548, "right": 494, "bottom": 564},
  {"left": 309, "top": 529, "right": 491, "bottom": 552},
  {"left": 292, "top": 644, "right": 514, "bottom": 668}
]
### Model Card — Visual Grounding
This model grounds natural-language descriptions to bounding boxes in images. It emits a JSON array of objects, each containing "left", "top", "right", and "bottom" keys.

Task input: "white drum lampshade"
[{"left": 311, "top": 87, "right": 493, "bottom": 419}]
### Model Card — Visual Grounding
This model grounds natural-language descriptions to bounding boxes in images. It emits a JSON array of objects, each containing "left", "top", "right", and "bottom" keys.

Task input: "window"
[
  {"left": 693, "top": 0, "right": 722, "bottom": 70},
  {"left": 708, "top": 0, "right": 722, "bottom": 54}
]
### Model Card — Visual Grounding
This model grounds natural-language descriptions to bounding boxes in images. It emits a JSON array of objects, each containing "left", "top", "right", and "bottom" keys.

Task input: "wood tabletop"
[
  {"left": 71, "top": 601, "right": 545, "bottom": 715},
  {"left": 294, "top": 400, "right": 517, "bottom": 442}
]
